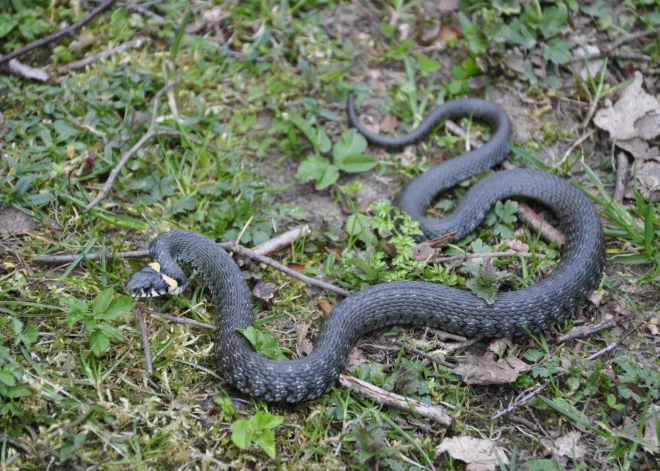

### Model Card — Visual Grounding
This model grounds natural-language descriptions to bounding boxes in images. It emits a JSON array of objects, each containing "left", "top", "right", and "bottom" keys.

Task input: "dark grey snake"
[{"left": 127, "top": 95, "right": 604, "bottom": 403}]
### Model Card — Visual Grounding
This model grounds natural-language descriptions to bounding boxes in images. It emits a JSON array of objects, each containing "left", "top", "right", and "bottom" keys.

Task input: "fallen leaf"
[
  {"left": 593, "top": 72, "right": 660, "bottom": 162},
  {"left": 288, "top": 263, "right": 306, "bottom": 273},
  {"left": 587, "top": 290, "right": 604, "bottom": 307},
  {"left": 0, "top": 207, "right": 37, "bottom": 236},
  {"left": 380, "top": 113, "right": 400, "bottom": 133},
  {"left": 420, "top": 24, "right": 440, "bottom": 44},
  {"left": 571, "top": 45, "right": 604, "bottom": 81},
  {"left": 436, "top": 436, "right": 508, "bottom": 471},
  {"left": 346, "top": 346, "right": 368, "bottom": 371},
  {"left": 324, "top": 246, "right": 342, "bottom": 260},
  {"left": 318, "top": 298, "right": 333, "bottom": 318},
  {"left": 642, "top": 404, "right": 660, "bottom": 454},
  {"left": 413, "top": 241, "right": 436, "bottom": 261},
  {"left": 296, "top": 322, "right": 313, "bottom": 357},
  {"left": 553, "top": 431, "right": 586, "bottom": 459},
  {"left": 185, "top": 6, "right": 231, "bottom": 34},
  {"left": 486, "top": 338, "right": 512, "bottom": 357},
  {"left": 439, "top": 24, "right": 460, "bottom": 40},
  {"left": 506, "top": 240, "right": 529, "bottom": 252},
  {"left": 625, "top": 160, "right": 660, "bottom": 202},
  {"left": 252, "top": 282, "right": 275, "bottom": 302},
  {"left": 437, "top": 0, "right": 459, "bottom": 12},
  {"left": 453, "top": 355, "right": 530, "bottom": 385}
]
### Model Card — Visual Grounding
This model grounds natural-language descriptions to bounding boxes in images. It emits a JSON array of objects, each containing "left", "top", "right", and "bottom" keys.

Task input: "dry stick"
[
  {"left": 556, "top": 318, "right": 619, "bottom": 344},
  {"left": 136, "top": 310, "right": 153, "bottom": 376},
  {"left": 608, "top": 26, "right": 660, "bottom": 49},
  {"left": 445, "top": 121, "right": 565, "bottom": 246},
  {"left": 614, "top": 152, "right": 629, "bottom": 203},
  {"left": 568, "top": 51, "right": 652, "bottom": 63},
  {"left": 140, "top": 308, "right": 214, "bottom": 329},
  {"left": 429, "top": 250, "right": 545, "bottom": 264},
  {"left": 559, "top": 129, "right": 596, "bottom": 163},
  {"left": 84, "top": 78, "right": 180, "bottom": 212},
  {"left": 1, "top": 59, "right": 49, "bottom": 81},
  {"left": 492, "top": 318, "right": 648, "bottom": 420},
  {"left": 0, "top": 0, "right": 117, "bottom": 65},
  {"left": 389, "top": 339, "right": 456, "bottom": 369},
  {"left": 56, "top": 36, "right": 150, "bottom": 74},
  {"left": 338, "top": 374, "right": 452, "bottom": 426},
  {"left": 227, "top": 243, "right": 351, "bottom": 297},
  {"left": 253, "top": 225, "right": 311, "bottom": 255},
  {"left": 507, "top": 414, "right": 544, "bottom": 434}
]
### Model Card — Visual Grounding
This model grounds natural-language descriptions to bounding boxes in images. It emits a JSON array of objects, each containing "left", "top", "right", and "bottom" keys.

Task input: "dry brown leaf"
[
  {"left": 593, "top": 72, "right": 660, "bottom": 160},
  {"left": 346, "top": 347, "right": 368, "bottom": 371},
  {"left": 324, "top": 246, "right": 342, "bottom": 260},
  {"left": 642, "top": 404, "right": 660, "bottom": 454},
  {"left": 541, "top": 431, "right": 587, "bottom": 467},
  {"left": 453, "top": 355, "right": 530, "bottom": 385},
  {"left": 252, "top": 282, "right": 275, "bottom": 302},
  {"left": 0, "top": 207, "right": 37, "bottom": 236},
  {"left": 318, "top": 298, "right": 334, "bottom": 318},
  {"left": 288, "top": 263, "right": 306, "bottom": 273},
  {"left": 439, "top": 24, "right": 460, "bottom": 40},
  {"left": 413, "top": 241, "right": 436, "bottom": 261},
  {"left": 506, "top": 240, "right": 529, "bottom": 252},
  {"left": 380, "top": 113, "right": 400, "bottom": 133},
  {"left": 436, "top": 436, "right": 508, "bottom": 471},
  {"left": 587, "top": 290, "right": 604, "bottom": 307},
  {"left": 296, "top": 322, "right": 313, "bottom": 357},
  {"left": 625, "top": 160, "right": 660, "bottom": 202}
]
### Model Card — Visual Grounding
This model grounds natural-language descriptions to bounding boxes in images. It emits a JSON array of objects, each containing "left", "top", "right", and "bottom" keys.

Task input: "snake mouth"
[{"left": 126, "top": 264, "right": 181, "bottom": 298}]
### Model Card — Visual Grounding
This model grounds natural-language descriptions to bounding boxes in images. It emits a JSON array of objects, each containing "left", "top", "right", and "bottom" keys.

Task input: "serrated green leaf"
[
  {"left": 231, "top": 419, "right": 252, "bottom": 449},
  {"left": 97, "top": 323, "right": 124, "bottom": 341},
  {"left": 253, "top": 411, "right": 284, "bottom": 430},
  {"left": 346, "top": 213, "right": 369, "bottom": 236},
  {"left": 539, "top": 5, "right": 568, "bottom": 38},
  {"left": 333, "top": 130, "right": 368, "bottom": 162},
  {"left": 18, "top": 324, "right": 37, "bottom": 348},
  {"left": 254, "top": 429, "right": 277, "bottom": 458},
  {"left": 11, "top": 318, "right": 23, "bottom": 336},
  {"left": 315, "top": 165, "right": 339, "bottom": 190},
  {"left": 90, "top": 330, "right": 109, "bottom": 356},
  {"left": 543, "top": 38, "right": 572, "bottom": 65},
  {"left": 6, "top": 385, "right": 30, "bottom": 398},
  {"left": 237, "top": 326, "right": 260, "bottom": 347},
  {"left": 494, "top": 223, "right": 513, "bottom": 239},
  {"left": 92, "top": 288, "right": 114, "bottom": 314},
  {"left": 98, "top": 296, "right": 135, "bottom": 320},
  {"left": 335, "top": 154, "right": 378, "bottom": 174},
  {"left": 0, "top": 18, "right": 18, "bottom": 38},
  {"left": 295, "top": 156, "right": 329, "bottom": 181},
  {"left": 417, "top": 53, "right": 440, "bottom": 74},
  {"left": 0, "top": 370, "right": 16, "bottom": 387}
]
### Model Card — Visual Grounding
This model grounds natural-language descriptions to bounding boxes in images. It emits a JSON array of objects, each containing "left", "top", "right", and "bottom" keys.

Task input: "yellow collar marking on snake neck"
[{"left": 149, "top": 262, "right": 161, "bottom": 272}]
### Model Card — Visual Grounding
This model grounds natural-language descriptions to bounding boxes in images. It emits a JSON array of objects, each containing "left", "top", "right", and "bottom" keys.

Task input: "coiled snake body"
[{"left": 127, "top": 96, "right": 604, "bottom": 403}]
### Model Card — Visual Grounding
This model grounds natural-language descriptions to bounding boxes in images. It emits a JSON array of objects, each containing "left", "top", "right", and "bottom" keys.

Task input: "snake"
[{"left": 127, "top": 94, "right": 604, "bottom": 403}]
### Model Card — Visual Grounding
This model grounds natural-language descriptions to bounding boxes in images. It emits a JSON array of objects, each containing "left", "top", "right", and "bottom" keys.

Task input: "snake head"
[{"left": 126, "top": 262, "right": 183, "bottom": 298}]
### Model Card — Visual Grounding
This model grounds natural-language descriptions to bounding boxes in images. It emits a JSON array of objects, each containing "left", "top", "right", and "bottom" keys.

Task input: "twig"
[
  {"left": 55, "top": 36, "right": 150, "bottom": 74},
  {"left": 568, "top": 51, "right": 652, "bottom": 64},
  {"left": 559, "top": 129, "right": 596, "bottom": 163},
  {"left": 0, "top": 59, "right": 49, "bottom": 81},
  {"left": 430, "top": 250, "right": 545, "bottom": 264},
  {"left": 608, "top": 26, "right": 660, "bottom": 49},
  {"left": 136, "top": 310, "right": 153, "bottom": 376},
  {"left": 0, "top": 0, "right": 117, "bottom": 65},
  {"left": 528, "top": 409, "right": 550, "bottom": 438},
  {"left": 614, "top": 152, "right": 629, "bottom": 203},
  {"left": 338, "top": 374, "right": 452, "bottom": 426},
  {"left": 556, "top": 318, "right": 619, "bottom": 344},
  {"left": 140, "top": 308, "right": 215, "bottom": 329},
  {"left": 507, "top": 414, "right": 544, "bottom": 434},
  {"left": 253, "top": 225, "right": 311, "bottom": 254},
  {"left": 492, "top": 317, "right": 648, "bottom": 420},
  {"left": 227, "top": 243, "right": 351, "bottom": 297},
  {"left": 389, "top": 339, "right": 456, "bottom": 369},
  {"left": 84, "top": 78, "right": 180, "bottom": 211}
]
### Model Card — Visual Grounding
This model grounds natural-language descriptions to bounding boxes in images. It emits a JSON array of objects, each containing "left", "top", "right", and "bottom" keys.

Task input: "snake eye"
[{"left": 143, "top": 284, "right": 151, "bottom": 292}]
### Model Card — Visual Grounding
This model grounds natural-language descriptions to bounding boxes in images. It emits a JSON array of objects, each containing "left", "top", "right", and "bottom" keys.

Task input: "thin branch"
[
  {"left": 389, "top": 339, "right": 456, "bottom": 369},
  {"left": 226, "top": 243, "right": 351, "bottom": 297},
  {"left": 608, "top": 26, "right": 660, "bottom": 49},
  {"left": 559, "top": 129, "right": 596, "bottom": 162},
  {"left": 0, "top": 59, "right": 49, "bottom": 81},
  {"left": 84, "top": 78, "right": 180, "bottom": 211},
  {"left": 492, "top": 317, "right": 649, "bottom": 420},
  {"left": 339, "top": 374, "right": 452, "bottom": 426},
  {"left": 136, "top": 310, "right": 153, "bottom": 376},
  {"left": 0, "top": 0, "right": 117, "bottom": 65},
  {"left": 568, "top": 51, "right": 652, "bottom": 64},
  {"left": 614, "top": 152, "right": 629, "bottom": 203},
  {"left": 140, "top": 308, "right": 215, "bottom": 330},
  {"left": 55, "top": 36, "right": 150, "bottom": 74},
  {"left": 430, "top": 250, "right": 545, "bottom": 264}
]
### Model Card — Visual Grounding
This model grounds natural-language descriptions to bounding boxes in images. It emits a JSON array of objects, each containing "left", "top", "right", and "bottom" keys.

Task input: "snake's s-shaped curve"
[{"left": 127, "top": 96, "right": 604, "bottom": 403}]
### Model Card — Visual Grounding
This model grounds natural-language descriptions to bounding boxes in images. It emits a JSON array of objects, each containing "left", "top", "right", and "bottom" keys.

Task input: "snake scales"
[{"left": 127, "top": 95, "right": 604, "bottom": 403}]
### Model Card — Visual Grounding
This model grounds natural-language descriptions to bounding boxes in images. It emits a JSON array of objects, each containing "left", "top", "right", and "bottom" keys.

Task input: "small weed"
[{"left": 231, "top": 410, "right": 284, "bottom": 459}]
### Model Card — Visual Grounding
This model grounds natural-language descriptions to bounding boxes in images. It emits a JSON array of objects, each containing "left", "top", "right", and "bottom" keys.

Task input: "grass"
[{"left": 1, "top": 0, "right": 660, "bottom": 469}]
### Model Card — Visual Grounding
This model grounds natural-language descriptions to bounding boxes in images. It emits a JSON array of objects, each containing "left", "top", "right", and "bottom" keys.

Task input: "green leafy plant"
[
  {"left": 295, "top": 129, "right": 378, "bottom": 190},
  {"left": 238, "top": 326, "right": 290, "bottom": 360},
  {"left": 231, "top": 410, "right": 284, "bottom": 459},
  {"left": 463, "top": 260, "right": 511, "bottom": 304},
  {"left": 484, "top": 200, "right": 519, "bottom": 239},
  {"left": 62, "top": 288, "right": 135, "bottom": 356}
]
